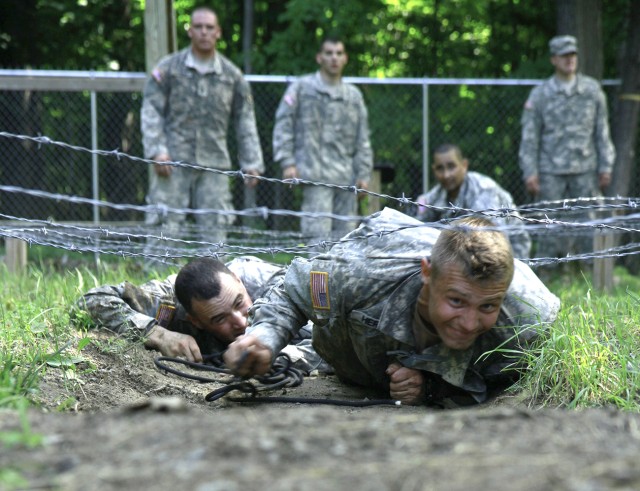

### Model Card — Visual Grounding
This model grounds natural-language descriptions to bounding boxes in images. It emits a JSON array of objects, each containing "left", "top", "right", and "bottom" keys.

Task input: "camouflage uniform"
[
  {"left": 141, "top": 48, "right": 264, "bottom": 243},
  {"left": 415, "top": 171, "right": 532, "bottom": 259},
  {"left": 248, "top": 208, "right": 560, "bottom": 405},
  {"left": 519, "top": 74, "right": 615, "bottom": 259},
  {"left": 76, "top": 256, "right": 327, "bottom": 373},
  {"left": 273, "top": 72, "right": 373, "bottom": 241}
]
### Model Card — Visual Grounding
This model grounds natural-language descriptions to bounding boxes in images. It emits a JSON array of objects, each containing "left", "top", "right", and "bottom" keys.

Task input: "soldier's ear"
[
  {"left": 186, "top": 313, "right": 204, "bottom": 330},
  {"left": 421, "top": 258, "right": 432, "bottom": 285}
]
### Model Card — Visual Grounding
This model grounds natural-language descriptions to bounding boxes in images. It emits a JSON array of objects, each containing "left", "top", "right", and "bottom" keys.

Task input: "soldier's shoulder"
[
  {"left": 577, "top": 74, "right": 605, "bottom": 93},
  {"left": 217, "top": 53, "right": 245, "bottom": 79},
  {"left": 468, "top": 171, "right": 500, "bottom": 190}
]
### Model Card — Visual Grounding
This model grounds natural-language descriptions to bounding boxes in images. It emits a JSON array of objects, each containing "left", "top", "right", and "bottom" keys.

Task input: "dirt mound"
[{"left": 2, "top": 331, "right": 640, "bottom": 490}]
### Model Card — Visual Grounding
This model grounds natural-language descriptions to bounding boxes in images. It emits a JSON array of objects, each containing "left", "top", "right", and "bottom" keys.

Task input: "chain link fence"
[{"left": 0, "top": 71, "right": 627, "bottom": 234}]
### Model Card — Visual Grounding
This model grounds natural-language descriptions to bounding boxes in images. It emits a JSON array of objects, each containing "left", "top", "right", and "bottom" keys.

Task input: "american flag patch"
[
  {"left": 284, "top": 93, "right": 296, "bottom": 106},
  {"left": 152, "top": 68, "right": 163, "bottom": 83},
  {"left": 155, "top": 303, "right": 176, "bottom": 327},
  {"left": 310, "top": 271, "right": 330, "bottom": 310}
]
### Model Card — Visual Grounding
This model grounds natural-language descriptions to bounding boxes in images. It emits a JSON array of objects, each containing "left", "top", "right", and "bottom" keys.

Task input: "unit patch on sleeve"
[
  {"left": 310, "top": 271, "right": 330, "bottom": 310},
  {"left": 155, "top": 303, "right": 176, "bottom": 327}
]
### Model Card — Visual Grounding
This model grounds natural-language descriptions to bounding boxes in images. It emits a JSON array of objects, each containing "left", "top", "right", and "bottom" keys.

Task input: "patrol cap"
[{"left": 549, "top": 35, "right": 578, "bottom": 56}]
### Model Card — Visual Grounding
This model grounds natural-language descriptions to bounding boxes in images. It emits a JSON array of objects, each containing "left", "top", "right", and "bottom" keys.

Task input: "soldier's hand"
[
  {"left": 145, "top": 325, "right": 202, "bottom": 362},
  {"left": 223, "top": 334, "right": 273, "bottom": 377},
  {"left": 598, "top": 172, "right": 612, "bottom": 191},
  {"left": 524, "top": 175, "right": 539, "bottom": 196},
  {"left": 242, "top": 168, "right": 261, "bottom": 189},
  {"left": 387, "top": 362, "right": 425, "bottom": 405},
  {"left": 356, "top": 179, "right": 369, "bottom": 201},
  {"left": 153, "top": 153, "right": 172, "bottom": 178},
  {"left": 283, "top": 165, "right": 298, "bottom": 181}
]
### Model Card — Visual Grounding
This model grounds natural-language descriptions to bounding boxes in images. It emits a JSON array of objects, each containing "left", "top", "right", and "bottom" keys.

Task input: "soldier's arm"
[
  {"left": 518, "top": 90, "right": 542, "bottom": 184},
  {"left": 593, "top": 87, "right": 616, "bottom": 176},
  {"left": 233, "top": 77, "right": 264, "bottom": 175},
  {"left": 353, "top": 93, "right": 374, "bottom": 187},
  {"left": 273, "top": 83, "right": 299, "bottom": 171},
  {"left": 76, "top": 277, "right": 175, "bottom": 337},
  {"left": 140, "top": 68, "right": 171, "bottom": 161}
]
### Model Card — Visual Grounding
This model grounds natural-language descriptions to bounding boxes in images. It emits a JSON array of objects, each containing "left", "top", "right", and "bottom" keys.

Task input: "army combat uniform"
[
  {"left": 248, "top": 208, "right": 560, "bottom": 405},
  {"left": 518, "top": 74, "right": 615, "bottom": 260},
  {"left": 77, "top": 256, "right": 327, "bottom": 373},
  {"left": 415, "top": 171, "right": 532, "bottom": 259},
  {"left": 273, "top": 72, "right": 373, "bottom": 241},
  {"left": 141, "top": 48, "right": 264, "bottom": 243}
]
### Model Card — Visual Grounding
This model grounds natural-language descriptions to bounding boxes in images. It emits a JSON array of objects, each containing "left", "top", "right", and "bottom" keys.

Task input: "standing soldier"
[
  {"left": 141, "top": 6, "right": 263, "bottom": 254},
  {"left": 273, "top": 36, "right": 373, "bottom": 245},
  {"left": 518, "top": 35, "right": 615, "bottom": 266}
]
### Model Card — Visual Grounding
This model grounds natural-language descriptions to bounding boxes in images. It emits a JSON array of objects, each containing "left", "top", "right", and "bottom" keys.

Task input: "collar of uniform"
[
  {"left": 313, "top": 71, "right": 345, "bottom": 99},
  {"left": 376, "top": 270, "right": 423, "bottom": 345},
  {"left": 549, "top": 74, "right": 584, "bottom": 95},
  {"left": 185, "top": 49, "right": 222, "bottom": 75}
]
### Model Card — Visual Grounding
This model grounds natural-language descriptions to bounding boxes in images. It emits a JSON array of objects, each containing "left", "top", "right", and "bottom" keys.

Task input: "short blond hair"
[{"left": 430, "top": 216, "right": 514, "bottom": 285}]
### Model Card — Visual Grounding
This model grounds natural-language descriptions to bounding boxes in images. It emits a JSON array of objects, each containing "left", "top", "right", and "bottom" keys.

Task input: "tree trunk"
[
  {"left": 556, "top": 0, "right": 603, "bottom": 79},
  {"left": 611, "top": 1, "right": 640, "bottom": 198}
]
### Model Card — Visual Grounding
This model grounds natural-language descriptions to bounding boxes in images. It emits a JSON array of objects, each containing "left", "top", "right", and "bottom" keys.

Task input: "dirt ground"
[{"left": 2, "top": 330, "right": 640, "bottom": 491}]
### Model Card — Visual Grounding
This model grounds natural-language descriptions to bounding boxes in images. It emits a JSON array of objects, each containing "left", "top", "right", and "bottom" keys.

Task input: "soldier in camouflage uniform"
[
  {"left": 224, "top": 208, "right": 560, "bottom": 407},
  {"left": 273, "top": 36, "right": 373, "bottom": 244},
  {"left": 141, "top": 7, "right": 263, "bottom": 248},
  {"left": 518, "top": 35, "right": 615, "bottom": 263},
  {"left": 76, "top": 256, "right": 330, "bottom": 374},
  {"left": 416, "top": 143, "right": 531, "bottom": 259}
]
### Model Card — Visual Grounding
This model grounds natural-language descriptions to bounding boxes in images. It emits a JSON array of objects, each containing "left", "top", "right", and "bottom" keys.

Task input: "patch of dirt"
[{"left": 2, "top": 330, "right": 640, "bottom": 491}]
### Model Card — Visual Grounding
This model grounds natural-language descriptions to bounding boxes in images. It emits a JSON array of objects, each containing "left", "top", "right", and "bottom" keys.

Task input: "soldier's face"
[
  {"left": 551, "top": 53, "right": 578, "bottom": 78},
  {"left": 316, "top": 42, "right": 348, "bottom": 78},
  {"left": 188, "top": 10, "right": 221, "bottom": 57},
  {"left": 188, "top": 273, "right": 252, "bottom": 344},
  {"left": 432, "top": 149, "right": 468, "bottom": 196},
  {"left": 420, "top": 259, "right": 507, "bottom": 351}
]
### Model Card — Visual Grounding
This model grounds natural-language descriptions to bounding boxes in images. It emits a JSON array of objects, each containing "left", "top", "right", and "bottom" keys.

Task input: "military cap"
[{"left": 549, "top": 35, "right": 578, "bottom": 56}]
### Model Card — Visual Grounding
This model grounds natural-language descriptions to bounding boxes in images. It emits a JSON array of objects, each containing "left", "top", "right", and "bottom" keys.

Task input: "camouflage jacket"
[
  {"left": 77, "top": 256, "right": 283, "bottom": 355},
  {"left": 415, "top": 171, "right": 532, "bottom": 259},
  {"left": 141, "top": 47, "right": 264, "bottom": 173},
  {"left": 518, "top": 74, "right": 615, "bottom": 179},
  {"left": 272, "top": 72, "right": 373, "bottom": 185},
  {"left": 248, "top": 208, "right": 560, "bottom": 404}
]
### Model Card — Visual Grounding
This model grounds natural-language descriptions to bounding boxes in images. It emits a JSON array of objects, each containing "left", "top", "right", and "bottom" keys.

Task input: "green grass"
[{"left": 1, "top": 257, "right": 640, "bottom": 412}]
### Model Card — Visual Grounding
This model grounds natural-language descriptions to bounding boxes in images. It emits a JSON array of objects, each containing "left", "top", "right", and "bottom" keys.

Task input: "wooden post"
[
  {"left": 592, "top": 210, "right": 619, "bottom": 293},
  {"left": 367, "top": 170, "right": 382, "bottom": 215},
  {"left": 5, "top": 238, "right": 27, "bottom": 274},
  {"left": 144, "top": 0, "right": 177, "bottom": 73}
]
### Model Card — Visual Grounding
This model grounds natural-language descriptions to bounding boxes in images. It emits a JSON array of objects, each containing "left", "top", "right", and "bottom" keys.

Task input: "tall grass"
[
  {"left": 513, "top": 267, "right": 640, "bottom": 410},
  {"left": 0, "top": 256, "right": 154, "bottom": 409},
  {"left": 1, "top": 254, "right": 640, "bottom": 412}
]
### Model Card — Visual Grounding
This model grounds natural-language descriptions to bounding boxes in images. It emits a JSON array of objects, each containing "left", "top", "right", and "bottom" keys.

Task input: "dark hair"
[
  {"left": 433, "top": 143, "right": 464, "bottom": 160},
  {"left": 175, "top": 257, "right": 231, "bottom": 313},
  {"left": 319, "top": 35, "right": 345, "bottom": 53}
]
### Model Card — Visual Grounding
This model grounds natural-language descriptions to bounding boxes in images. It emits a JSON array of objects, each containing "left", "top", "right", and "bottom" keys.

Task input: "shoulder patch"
[
  {"left": 152, "top": 68, "right": 163, "bottom": 83},
  {"left": 524, "top": 99, "right": 534, "bottom": 110},
  {"left": 155, "top": 303, "right": 176, "bottom": 327},
  {"left": 310, "top": 271, "right": 330, "bottom": 310},
  {"left": 284, "top": 93, "right": 296, "bottom": 107}
]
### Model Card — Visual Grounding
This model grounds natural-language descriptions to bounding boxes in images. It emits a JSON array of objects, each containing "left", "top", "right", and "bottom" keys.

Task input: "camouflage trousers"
[
  {"left": 300, "top": 185, "right": 359, "bottom": 247},
  {"left": 145, "top": 167, "right": 234, "bottom": 260},
  {"left": 535, "top": 172, "right": 600, "bottom": 261}
]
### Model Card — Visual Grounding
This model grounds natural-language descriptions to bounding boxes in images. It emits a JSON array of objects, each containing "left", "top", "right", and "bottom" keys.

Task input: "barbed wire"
[{"left": 1, "top": 130, "right": 640, "bottom": 269}]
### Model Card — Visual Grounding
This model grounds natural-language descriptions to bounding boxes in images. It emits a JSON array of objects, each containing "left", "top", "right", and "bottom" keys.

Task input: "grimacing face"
[
  {"left": 421, "top": 259, "right": 509, "bottom": 350},
  {"left": 187, "top": 273, "right": 252, "bottom": 345},
  {"left": 432, "top": 149, "right": 468, "bottom": 196}
]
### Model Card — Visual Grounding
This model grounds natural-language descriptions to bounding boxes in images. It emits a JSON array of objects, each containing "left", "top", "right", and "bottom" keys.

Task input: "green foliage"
[{"left": 513, "top": 269, "right": 640, "bottom": 410}]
